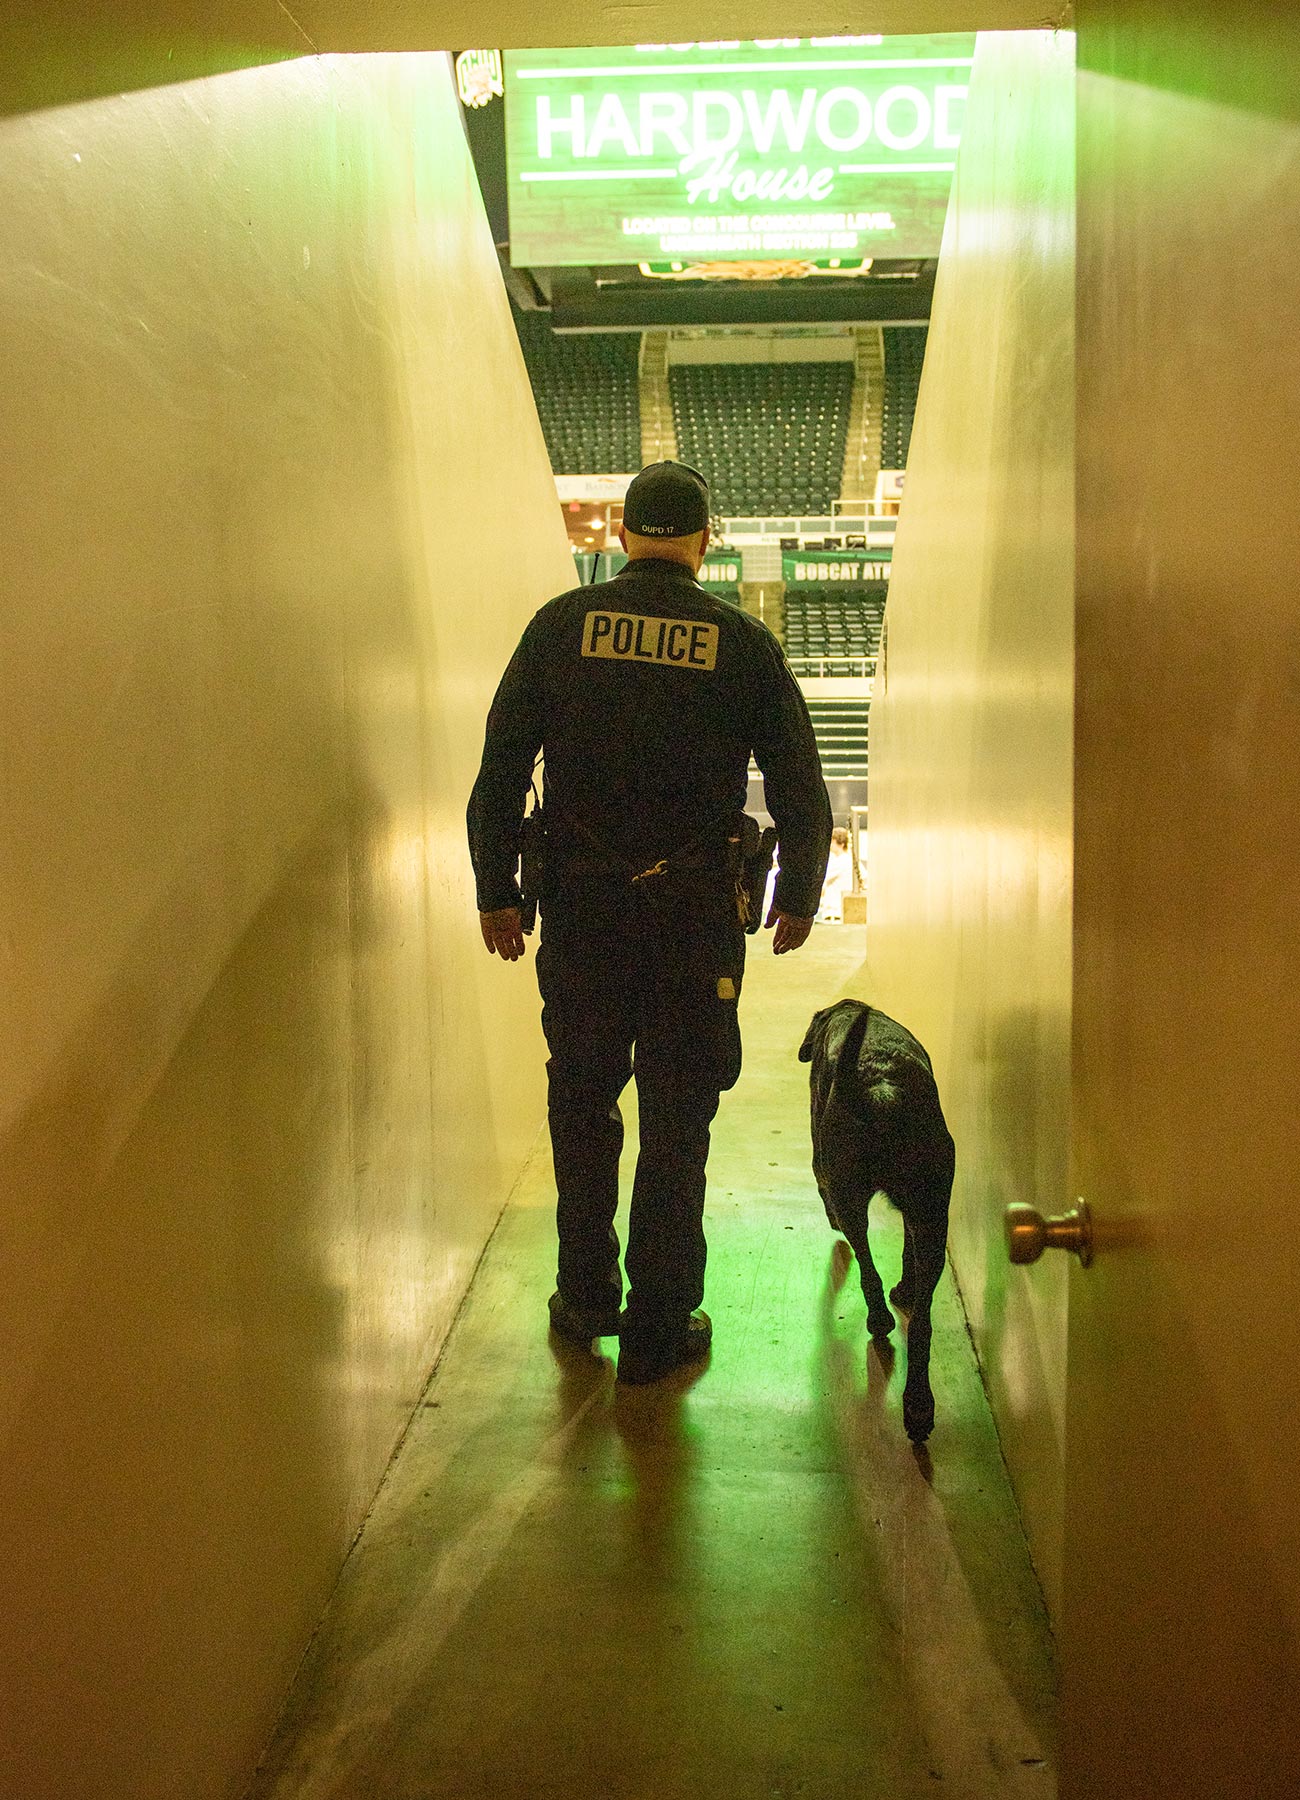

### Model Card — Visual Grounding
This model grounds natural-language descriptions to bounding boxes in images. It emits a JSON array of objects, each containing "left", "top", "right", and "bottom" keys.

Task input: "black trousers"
[{"left": 536, "top": 867, "right": 746, "bottom": 1344}]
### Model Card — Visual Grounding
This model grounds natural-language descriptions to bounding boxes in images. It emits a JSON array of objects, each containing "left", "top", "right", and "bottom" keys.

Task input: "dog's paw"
[{"left": 889, "top": 1282, "right": 914, "bottom": 1312}]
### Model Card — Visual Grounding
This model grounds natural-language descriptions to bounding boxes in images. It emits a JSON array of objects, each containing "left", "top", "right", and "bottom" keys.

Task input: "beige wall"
[
  {"left": 1062, "top": 5, "right": 1300, "bottom": 1792},
  {"left": 863, "top": 28, "right": 1075, "bottom": 1613},
  {"left": 0, "top": 52, "right": 567, "bottom": 1800}
]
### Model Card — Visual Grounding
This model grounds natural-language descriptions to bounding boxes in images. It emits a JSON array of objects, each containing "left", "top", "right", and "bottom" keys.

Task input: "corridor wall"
[
  {"left": 863, "top": 28, "right": 1075, "bottom": 1613},
  {"left": 0, "top": 54, "right": 566, "bottom": 1800}
]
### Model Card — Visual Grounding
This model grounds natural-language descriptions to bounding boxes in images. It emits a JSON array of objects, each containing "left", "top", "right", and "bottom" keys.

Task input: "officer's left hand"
[
  {"left": 480, "top": 907, "right": 527, "bottom": 960},
  {"left": 766, "top": 909, "right": 814, "bottom": 955}
]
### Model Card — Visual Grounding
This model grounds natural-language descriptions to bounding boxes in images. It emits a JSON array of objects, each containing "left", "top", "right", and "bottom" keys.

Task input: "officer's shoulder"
[
  {"left": 718, "top": 599, "right": 784, "bottom": 657},
  {"left": 526, "top": 586, "right": 590, "bottom": 632},
  {"left": 718, "top": 598, "right": 774, "bottom": 638}
]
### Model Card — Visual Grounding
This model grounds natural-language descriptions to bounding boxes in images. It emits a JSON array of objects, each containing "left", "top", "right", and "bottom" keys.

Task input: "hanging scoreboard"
[{"left": 504, "top": 37, "right": 974, "bottom": 267}]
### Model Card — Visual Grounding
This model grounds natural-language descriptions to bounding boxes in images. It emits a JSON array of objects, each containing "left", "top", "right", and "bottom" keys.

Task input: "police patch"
[{"left": 582, "top": 610, "right": 718, "bottom": 672}]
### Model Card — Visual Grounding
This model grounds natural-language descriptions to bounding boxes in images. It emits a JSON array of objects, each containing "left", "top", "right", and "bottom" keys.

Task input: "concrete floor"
[{"left": 246, "top": 928, "right": 1056, "bottom": 1800}]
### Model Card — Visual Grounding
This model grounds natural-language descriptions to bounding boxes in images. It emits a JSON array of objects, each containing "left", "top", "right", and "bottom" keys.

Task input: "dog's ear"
[{"left": 798, "top": 1009, "right": 827, "bottom": 1062}]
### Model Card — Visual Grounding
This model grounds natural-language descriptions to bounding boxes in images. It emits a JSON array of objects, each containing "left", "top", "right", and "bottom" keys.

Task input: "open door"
[{"left": 1061, "top": 9, "right": 1300, "bottom": 1795}]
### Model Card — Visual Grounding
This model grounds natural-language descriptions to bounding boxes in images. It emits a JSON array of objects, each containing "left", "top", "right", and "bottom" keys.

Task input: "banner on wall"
[
  {"left": 456, "top": 50, "right": 504, "bottom": 109},
  {"left": 505, "top": 37, "right": 973, "bottom": 267},
  {"left": 571, "top": 550, "right": 742, "bottom": 591},
  {"left": 555, "top": 474, "right": 635, "bottom": 501},
  {"left": 572, "top": 552, "right": 886, "bottom": 586},
  {"left": 699, "top": 554, "right": 742, "bottom": 588},
  {"left": 782, "top": 552, "right": 891, "bottom": 583}
]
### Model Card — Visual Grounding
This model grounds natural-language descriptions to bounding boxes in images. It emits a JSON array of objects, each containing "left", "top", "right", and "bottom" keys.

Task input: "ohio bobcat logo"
[
  {"left": 582, "top": 610, "right": 719, "bottom": 671},
  {"left": 454, "top": 50, "right": 503, "bottom": 109}
]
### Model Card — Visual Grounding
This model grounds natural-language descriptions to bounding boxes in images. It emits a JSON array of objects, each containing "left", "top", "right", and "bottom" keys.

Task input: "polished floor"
[{"left": 247, "top": 928, "right": 1056, "bottom": 1800}]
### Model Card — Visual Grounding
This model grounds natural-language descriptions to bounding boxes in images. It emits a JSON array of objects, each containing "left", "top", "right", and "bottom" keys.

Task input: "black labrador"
[{"left": 799, "top": 999, "right": 955, "bottom": 1442}]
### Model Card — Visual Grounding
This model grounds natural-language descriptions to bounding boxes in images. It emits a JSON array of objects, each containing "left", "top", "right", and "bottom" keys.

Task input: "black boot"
[
  {"left": 548, "top": 1290, "right": 623, "bottom": 1349},
  {"left": 616, "top": 1311, "right": 712, "bottom": 1385}
]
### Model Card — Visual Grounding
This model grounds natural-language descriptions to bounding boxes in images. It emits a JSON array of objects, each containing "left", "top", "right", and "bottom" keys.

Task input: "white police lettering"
[{"left": 582, "top": 610, "right": 718, "bottom": 671}]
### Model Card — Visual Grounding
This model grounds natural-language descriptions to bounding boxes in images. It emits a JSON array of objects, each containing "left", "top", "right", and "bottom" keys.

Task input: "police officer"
[{"left": 467, "top": 461, "right": 831, "bottom": 1385}]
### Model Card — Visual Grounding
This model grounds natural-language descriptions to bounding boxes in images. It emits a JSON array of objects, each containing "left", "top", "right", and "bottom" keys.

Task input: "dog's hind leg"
[
  {"left": 835, "top": 1203, "right": 895, "bottom": 1340},
  {"left": 900, "top": 1229, "right": 946, "bottom": 1442},
  {"left": 816, "top": 1184, "right": 843, "bottom": 1234},
  {"left": 890, "top": 1215, "right": 916, "bottom": 1312},
  {"left": 899, "top": 1160, "right": 953, "bottom": 1441}
]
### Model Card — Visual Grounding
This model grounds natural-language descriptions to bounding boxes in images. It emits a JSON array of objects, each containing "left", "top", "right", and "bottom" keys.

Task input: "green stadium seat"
[
  {"left": 668, "top": 361, "right": 853, "bottom": 518},
  {"left": 881, "top": 326, "right": 927, "bottom": 472},
  {"left": 783, "top": 583, "right": 887, "bottom": 671},
  {"left": 511, "top": 305, "right": 641, "bottom": 474}
]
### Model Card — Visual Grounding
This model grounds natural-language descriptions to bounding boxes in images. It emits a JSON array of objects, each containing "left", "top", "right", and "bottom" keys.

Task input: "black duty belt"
[
  {"left": 561, "top": 816, "right": 727, "bottom": 886},
  {"left": 555, "top": 812, "right": 776, "bottom": 934}
]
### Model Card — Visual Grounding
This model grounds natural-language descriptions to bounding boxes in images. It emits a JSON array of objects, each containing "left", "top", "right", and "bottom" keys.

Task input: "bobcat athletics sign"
[
  {"left": 570, "top": 552, "right": 884, "bottom": 589},
  {"left": 784, "top": 552, "right": 892, "bottom": 583},
  {"left": 504, "top": 37, "right": 973, "bottom": 266}
]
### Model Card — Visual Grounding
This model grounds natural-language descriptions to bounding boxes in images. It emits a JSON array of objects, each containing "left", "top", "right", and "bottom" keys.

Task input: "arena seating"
[
  {"left": 802, "top": 696, "right": 870, "bottom": 780},
  {"left": 783, "top": 585, "right": 887, "bottom": 669},
  {"left": 668, "top": 361, "right": 854, "bottom": 517},
  {"left": 512, "top": 308, "right": 641, "bottom": 474},
  {"left": 881, "top": 326, "right": 928, "bottom": 471}
]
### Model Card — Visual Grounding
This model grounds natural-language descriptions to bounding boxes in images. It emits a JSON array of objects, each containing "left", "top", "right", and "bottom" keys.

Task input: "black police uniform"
[{"left": 467, "top": 555, "right": 831, "bottom": 1357}]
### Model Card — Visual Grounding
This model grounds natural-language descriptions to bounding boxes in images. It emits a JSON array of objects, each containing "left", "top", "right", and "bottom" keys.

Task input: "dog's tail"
[
  {"left": 830, "top": 1004, "right": 910, "bottom": 1127},
  {"left": 830, "top": 1004, "right": 875, "bottom": 1116}
]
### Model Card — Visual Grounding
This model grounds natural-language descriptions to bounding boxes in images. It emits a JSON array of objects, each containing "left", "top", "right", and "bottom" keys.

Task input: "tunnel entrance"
[
  {"left": 1, "top": 14, "right": 1071, "bottom": 1797},
  {"left": 9, "top": 0, "right": 1297, "bottom": 1792},
  {"left": 245, "top": 26, "right": 1065, "bottom": 1800}
]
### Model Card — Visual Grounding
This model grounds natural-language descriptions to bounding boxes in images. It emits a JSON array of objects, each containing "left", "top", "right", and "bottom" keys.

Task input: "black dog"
[{"left": 799, "top": 999, "right": 955, "bottom": 1443}]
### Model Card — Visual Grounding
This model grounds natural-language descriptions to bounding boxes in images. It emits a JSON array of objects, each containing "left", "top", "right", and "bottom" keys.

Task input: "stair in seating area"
[
  {"left": 839, "top": 325, "right": 884, "bottom": 507},
  {"left": 639, "top": 331, "right": 678, "bottom": 466}
]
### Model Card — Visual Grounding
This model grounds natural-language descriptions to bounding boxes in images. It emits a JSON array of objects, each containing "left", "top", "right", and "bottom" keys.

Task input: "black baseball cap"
[{"left": 622, "top": 461, "right": 711, "bottom": 538}]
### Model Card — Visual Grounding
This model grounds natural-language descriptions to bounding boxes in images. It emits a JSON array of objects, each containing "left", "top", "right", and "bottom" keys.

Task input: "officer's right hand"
[
  {"left": 479, "top": 907, "right": 527, "bottom": 961},
  {"left": 766, "top": 909, "right": 814, "bottom": 955}
]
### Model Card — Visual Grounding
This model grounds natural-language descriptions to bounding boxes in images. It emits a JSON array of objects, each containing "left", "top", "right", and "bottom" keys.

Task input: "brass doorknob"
[{"left": 1005, "top": 1200, "right": 1093, "bottom": 1268}]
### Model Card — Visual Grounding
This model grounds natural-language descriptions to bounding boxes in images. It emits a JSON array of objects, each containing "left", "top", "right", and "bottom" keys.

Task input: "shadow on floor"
[{"left": 245, "top": 931, "right": 1056, "bottom": 1800}]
